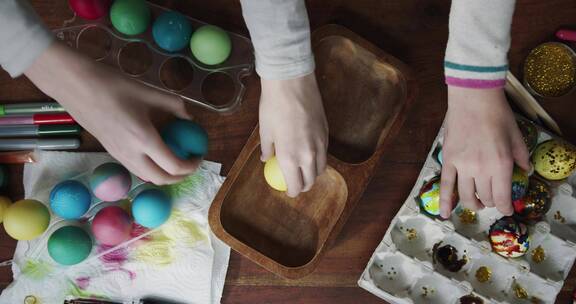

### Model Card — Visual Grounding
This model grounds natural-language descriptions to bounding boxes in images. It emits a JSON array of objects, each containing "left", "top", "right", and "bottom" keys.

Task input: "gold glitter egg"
[
  {"left": 532, "top": 139, "right": 576, "bottom": 180},
  {"left": 524, "top": 42, "right": 576, "bottom": 97}
]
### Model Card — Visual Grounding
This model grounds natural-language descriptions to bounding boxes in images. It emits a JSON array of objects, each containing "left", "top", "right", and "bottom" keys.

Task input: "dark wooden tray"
[{"left": 209, "top": 24, "right": 417, "bottom": 279}]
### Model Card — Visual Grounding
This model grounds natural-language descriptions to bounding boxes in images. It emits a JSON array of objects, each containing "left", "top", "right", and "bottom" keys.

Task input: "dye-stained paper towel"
[{"left": 0, "top": 151, "right": 229, "bottom": 304}]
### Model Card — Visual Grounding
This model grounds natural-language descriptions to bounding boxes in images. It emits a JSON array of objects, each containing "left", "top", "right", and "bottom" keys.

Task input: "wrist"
[{"left": 25, "top": 42, "right": 97, "bottom": 104}]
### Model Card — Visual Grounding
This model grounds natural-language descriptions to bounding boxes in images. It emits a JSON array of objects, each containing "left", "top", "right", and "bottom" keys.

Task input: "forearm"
[
  {"left": 240, "top": 0, "right": 314, "bottom": 80},
  {"left": 0, "top": 0, "right": 54, "bottom": 78},
  {"left": 445, "top": 0, "right": 516, "bottom": 89}
]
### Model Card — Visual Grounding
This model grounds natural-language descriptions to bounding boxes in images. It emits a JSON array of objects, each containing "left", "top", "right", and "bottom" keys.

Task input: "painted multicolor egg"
[
  {"left": 417, "top": 176, "right": 456, "bottom": 217},
  {"left": 433, "top": 241, "right": 467, "bottom": 272},
  {"left": 511, "top": 166, "right": 529, "bottom": 201},
  {"left": 516, "top": 118, "right": 539, "bottom": 151},
  {"left": 418, "top": 176, "right": 441, "bottom": 216},
  {"left": 433, "top": 146, "right": 443, "bottom": 165},
  {"left": 532, "top": 139, "right": 576, "bottom": 180},
  {"left": 89, "top": 162, "right": 132, "bottom": 202},
  {"left": 489, "top": 216, "right": 530, "bottom": 258},
  {"left": 50, "top": 180, "right": 91, "bottom": 219},
  {"left": 459, "top": 295, "right": 484, "bottom": 304},
  {"left": 513, "top": 178, "right": 551, "bottom": 223}
]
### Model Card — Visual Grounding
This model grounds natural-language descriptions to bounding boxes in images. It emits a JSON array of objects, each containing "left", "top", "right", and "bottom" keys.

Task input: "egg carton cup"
[
  {"left": 16, "top": 167, "right": 170, "bottom": 275},
  {"left": 359, "top": 117, "right": 576, "bottom": 304},
  {"left": 53, "top": 2, "right": 254, "bottom": 113}
]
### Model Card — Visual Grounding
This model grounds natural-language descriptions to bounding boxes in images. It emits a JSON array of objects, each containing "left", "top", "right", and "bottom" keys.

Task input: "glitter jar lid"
[{"left": 523, "top": 42, "right": 576, "bottom": 98}]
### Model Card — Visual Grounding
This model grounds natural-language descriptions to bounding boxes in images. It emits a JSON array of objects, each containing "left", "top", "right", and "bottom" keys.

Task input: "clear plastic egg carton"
[
  {"left": 53, "top": 2, "right": 254, "bottom": 113},
  {"left": 17, "top": 168, "right": 159, "bottom": 273},
  {"left": 359, "top": 118, "right": 576, "bottom": 304}
]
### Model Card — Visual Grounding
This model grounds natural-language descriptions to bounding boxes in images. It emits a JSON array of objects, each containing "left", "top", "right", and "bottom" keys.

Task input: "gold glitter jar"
[{"left": 523, "top": 42, "right": 576, "bottom": 98}]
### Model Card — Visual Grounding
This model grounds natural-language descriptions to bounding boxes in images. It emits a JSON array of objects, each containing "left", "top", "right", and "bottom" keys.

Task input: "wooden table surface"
[{"left": 1, "top": 0, "right": 576, "bottom": 303}]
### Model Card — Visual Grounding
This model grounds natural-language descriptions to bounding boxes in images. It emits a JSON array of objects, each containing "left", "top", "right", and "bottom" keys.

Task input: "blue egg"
[
  {"left": 152, "top": 11, "right": 193, "bottom": 52},
  {"left": 161, "top": 119, "right": 209, "bottom": 159},
  {"left": 50, "top": 180, "right": 91, "bottom": 219},
  {"left": 132, "top": 189, "right": 172, "bottom": 228}
]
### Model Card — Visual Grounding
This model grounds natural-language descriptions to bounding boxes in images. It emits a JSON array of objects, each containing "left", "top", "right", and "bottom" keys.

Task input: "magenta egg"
[
  {"left": 91, "top": 206, "right": 132, "bottom": 246},
  {"left": 69, "top": 0, "right": 111, "bottom": 20}
]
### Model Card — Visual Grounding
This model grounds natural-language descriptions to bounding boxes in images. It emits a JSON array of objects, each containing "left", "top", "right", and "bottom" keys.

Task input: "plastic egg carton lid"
[
  {"left": 19, "top": 169, "right": 161, "bottom": 275},
  {"left": 53, "top": 1, "right": 255, "bottom": 114}
]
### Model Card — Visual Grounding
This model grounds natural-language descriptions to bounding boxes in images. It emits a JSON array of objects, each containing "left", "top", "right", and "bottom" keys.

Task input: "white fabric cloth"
[{"left": 0, "top": 151, "right": 229, "bottom": 304}]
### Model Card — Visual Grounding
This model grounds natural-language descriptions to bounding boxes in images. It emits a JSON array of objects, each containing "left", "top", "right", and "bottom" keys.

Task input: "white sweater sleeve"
[
  {"left": 0, "top": 0, "right": 54, "bottom": 78},
  {"left": 445, "top": 0, "right": 516, "bottom": 89},
  {"left": 240, "top": 0, "right": 314, "bottom": 80}
]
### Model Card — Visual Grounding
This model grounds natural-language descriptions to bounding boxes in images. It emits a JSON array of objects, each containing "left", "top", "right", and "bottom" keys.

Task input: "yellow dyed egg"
[
  {"left": 0, "top": 196, "right": 11, "bottom": 224},
  {"left": 264, "top": 157, "right": 287, "bottom": 192},
  {"left": 4, "top": 199, "right": 50, "bottom": 240},
  {"left": 532, "top": 139, "right": 576, "bottom": 180}
]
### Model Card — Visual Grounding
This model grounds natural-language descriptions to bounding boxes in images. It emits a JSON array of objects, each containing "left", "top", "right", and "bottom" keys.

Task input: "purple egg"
[{"left": 89, "top": 163, "right": 132, "bottom": 202}]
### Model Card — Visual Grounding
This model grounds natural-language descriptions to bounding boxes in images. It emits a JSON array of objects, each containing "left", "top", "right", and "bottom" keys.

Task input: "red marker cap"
[{"left": 33, "top": 113, "right": 76, "bottom": 125}]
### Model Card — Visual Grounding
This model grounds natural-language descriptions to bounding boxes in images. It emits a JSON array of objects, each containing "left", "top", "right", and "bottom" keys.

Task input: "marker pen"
[
  {"left": 0, "top": 125, "right": 81, "bottom": 137},
  {"left": 0, "top": 102, "right": 65, "bottom": 116},
  {"left": 0, "top": 138, "right": 80, "bottom": 150},
  {"left": 0, "top": 113, "right": 75, "bottom": 125},
  {"left": 556, "top": 29, "right": 576, "bottom": 42}
]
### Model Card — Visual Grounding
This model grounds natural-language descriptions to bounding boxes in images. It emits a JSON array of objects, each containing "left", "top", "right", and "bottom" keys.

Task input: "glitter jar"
[{"left": 523, "top": 42, "right": 576, "bottom": 98}]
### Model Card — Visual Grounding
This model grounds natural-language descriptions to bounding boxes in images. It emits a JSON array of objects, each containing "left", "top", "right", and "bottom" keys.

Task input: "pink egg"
[
  {"left": 68, "top": 0, "right": 111, "bottom": 20},
  {"left": 91, "top": 206, "right": 132, "bottom": 246}
]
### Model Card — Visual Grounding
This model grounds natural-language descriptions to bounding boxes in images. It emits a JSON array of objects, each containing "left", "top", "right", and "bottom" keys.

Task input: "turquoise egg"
[
  {"left": 161, "top": 119, "right": 209, "bottom": 159},
  {"left": 132, "top": 189, "right": 172, "bottom": 228},
  {"left": 50, "top": 180, "right": 91, "bottom": 219},
  {"left": 48, "top": 226, "right": 93, "bottom": 265},
  {"left": 152, "top": 11, "right": 193, "bottom": 52}
]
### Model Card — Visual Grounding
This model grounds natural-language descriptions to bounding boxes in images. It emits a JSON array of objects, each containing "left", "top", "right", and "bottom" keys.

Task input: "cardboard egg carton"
[{"left": 359, "top": 122, "right": 576, "bottom": 304}]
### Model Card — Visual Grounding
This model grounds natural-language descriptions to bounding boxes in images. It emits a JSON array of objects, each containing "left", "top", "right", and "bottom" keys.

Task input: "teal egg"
[
  {"left": 48, "top": 226, "right": 93, "bottom": 265},
  {"left": 152, "top": 11, "right": 193, "bottom": 52},
  {"left": 161, "top": 119, "right": 209, "bottom": 159},
  {"left": 132, "top": 189, "right": 172, "bottom": 228},
  {"left": 110, "top": 0, "right": 151, "bottom": 36}
]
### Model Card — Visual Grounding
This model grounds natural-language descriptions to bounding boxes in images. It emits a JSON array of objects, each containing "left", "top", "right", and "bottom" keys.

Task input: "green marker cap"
[{"left": 38, "top": 125, "right": 82, "bottom": 136}]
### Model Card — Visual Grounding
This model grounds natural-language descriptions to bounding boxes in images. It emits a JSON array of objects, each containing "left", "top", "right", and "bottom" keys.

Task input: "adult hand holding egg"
[
  {"left": 25, "top": 42, "right": 199, "bottom": 185},
  {"left": 259, "top": 73, "right": 328, "bottom": 197}
]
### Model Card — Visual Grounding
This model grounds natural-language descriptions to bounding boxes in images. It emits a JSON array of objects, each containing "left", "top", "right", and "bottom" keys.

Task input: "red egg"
[
  {"left": 69, "top": 0, "right": 111, "bottom": 20},
  {"left": 91, "top": 206, "right": 132, "bottom": 246}
]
